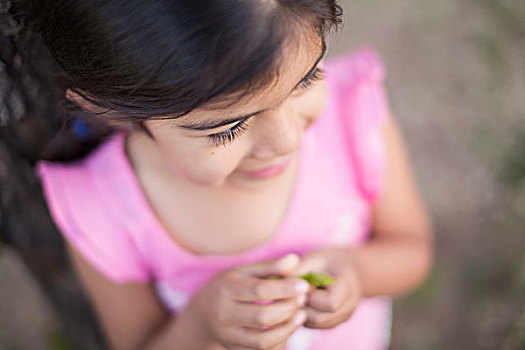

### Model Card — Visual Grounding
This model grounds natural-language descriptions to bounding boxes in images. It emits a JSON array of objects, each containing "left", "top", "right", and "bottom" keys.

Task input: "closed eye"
[
  {"left": 207, "top": 117, "right": 251, "bottom": 147},
  {"left": 206, "top": 67, "right": 324, "bottom": 148},
  {"left": 205, "top": 63, "right": 325, "bottom": 148},
  {"left": 294, "top": 67, "right": 324, "bottom": 92}
]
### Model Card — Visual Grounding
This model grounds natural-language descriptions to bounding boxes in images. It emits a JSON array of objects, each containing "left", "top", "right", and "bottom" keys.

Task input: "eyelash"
[
  {"left": 295, "top": 67, "right": 324, "bottom": 91},
  {"left": 207, "top": 118, "right": 250, "bottom": 148},
  {"left": 207, "top": 67, "right": 324, "bottom": 147}
]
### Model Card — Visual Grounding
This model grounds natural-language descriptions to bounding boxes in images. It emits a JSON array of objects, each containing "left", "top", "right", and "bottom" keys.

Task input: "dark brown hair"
[{"left": 2, "top": 0, "right": 342, "bottom": 161}]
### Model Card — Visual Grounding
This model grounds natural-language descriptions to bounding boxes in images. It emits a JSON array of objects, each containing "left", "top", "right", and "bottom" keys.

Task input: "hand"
[
  {"left": 185, "top": 254, "right": 310, "bottom": 350},
  {"left": 291, "top": 248, "right": 362, "bottom": 329}
]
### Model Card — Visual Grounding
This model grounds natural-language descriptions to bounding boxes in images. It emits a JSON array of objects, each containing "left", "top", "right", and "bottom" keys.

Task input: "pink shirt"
[{"left": 37, "top": 48, "right": 392, "bottom": 349}]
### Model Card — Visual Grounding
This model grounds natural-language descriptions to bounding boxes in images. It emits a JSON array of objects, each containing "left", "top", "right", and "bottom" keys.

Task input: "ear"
[{"left": 65, "top": 89, "right": 127, "bottom": 129}]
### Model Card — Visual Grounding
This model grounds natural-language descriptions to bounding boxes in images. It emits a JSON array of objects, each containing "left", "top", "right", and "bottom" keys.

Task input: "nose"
[{"left": 250, "top": 99, "right": 302, "bottom": 160}]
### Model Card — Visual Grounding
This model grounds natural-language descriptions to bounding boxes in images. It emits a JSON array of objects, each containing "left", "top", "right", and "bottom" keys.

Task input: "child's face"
[{"left": 143, "top": 34, "right": 327, "bottom": 190}]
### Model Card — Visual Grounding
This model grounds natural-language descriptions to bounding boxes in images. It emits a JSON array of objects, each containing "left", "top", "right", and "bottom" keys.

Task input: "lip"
[{"left": 242, "top": 156, "right": 294, "bottom": 179}]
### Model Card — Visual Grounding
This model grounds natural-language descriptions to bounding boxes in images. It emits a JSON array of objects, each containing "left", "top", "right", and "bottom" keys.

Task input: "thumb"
[
  {"left": 237, "top": 253, "right": 301, "bottom": 278},
  {"left": 292, "top": 255, "right": 327, "bottom": 276}
]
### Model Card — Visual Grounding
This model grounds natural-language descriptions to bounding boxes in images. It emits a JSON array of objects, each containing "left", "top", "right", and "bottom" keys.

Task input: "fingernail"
[
  {"left": 297, "top": 293, "right": 307, "bottom": 306},
  {"left": 294, "top": 310, "right": 307, "bottom": 325},
  {"left": 277, "top": 254, "right": 299, "bottom": 270},
  {"left": 294, "top": 280, "right": 309, "bottom": 294}
]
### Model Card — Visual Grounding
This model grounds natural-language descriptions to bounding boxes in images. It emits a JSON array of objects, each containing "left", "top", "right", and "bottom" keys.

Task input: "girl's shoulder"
[
  {"left": 37, "top": 131, "right": 126, "bottom": 174},
  {"left": 36, "top": 132, "right": 129, "bottom": 211},
  {"left": 321, "top": 47, "right": 391, "bottom": 203},
  {"left": 324, "top": 47, "right": 386, "bottom": 88},
  {"left": 36, "top": 131, "right": 150, "bottom": 284}
]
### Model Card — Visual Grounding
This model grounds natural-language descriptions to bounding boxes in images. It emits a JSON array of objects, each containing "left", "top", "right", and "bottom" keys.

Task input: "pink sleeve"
[
  {"left": 328, "top": 48, "right": 391, "bottom": 202},
  {"left": 36, "top": 161, "right": 150, "bottom": 284}
]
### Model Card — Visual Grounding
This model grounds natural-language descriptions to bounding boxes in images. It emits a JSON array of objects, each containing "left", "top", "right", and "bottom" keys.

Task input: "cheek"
[
  {"left": 164, "top": 143, "right": 246, "bottom": 187},
  {"left": 311, "top": 82, "right": 328, "bottom": 120},
  {"left": 146, "top": 123, "right": 247, "bottom": 187},
  {"left": 188, "top": 154, "right": 239, "bottom": 186},
  {"left": 297, "top": 82, "right": 328, "bottom": 128}
]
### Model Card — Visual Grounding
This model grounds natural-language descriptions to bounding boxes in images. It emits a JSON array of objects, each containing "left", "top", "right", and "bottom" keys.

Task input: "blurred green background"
[{"left": 1, "top": 0, "right": 524, "bottom": 349}]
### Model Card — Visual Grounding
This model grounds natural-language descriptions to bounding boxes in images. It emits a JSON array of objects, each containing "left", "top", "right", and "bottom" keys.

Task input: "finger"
[
  {"left": 233, "top": 295, "right": 306, "bottom": 328},
  {"left": 232, "top": 310, "right": 307, "bottom": 349},
  {"left": 303, "top": 296, "right": 356, "bottom": 329},
  {"left": 230, "top": 340, "right": 287, "bottom": 350},
  {"left": 236, "top": 254, "right": 301, "bottom": 278},
  {"left": 269, "top": 340, "right": 288, "bottom": 350},
  {"left": 306, "top": 282, "right": 348, "bottom": 313},
  {"left": 231, "top": 276, "right": 310, "bottom": 302},
  {"left": 291, "top": 256, "right": 327, "bottom": 276},
  {"left": 266, "top": 340, "right": 288, "bottom": 350}
]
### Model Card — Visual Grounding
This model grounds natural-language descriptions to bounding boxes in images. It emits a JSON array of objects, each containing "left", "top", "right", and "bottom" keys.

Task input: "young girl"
[{"left": 28, "top": 0, "right": 433, "bottom": 349}]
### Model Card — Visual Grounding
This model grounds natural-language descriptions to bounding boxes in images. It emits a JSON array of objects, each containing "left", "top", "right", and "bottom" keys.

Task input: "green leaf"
[
  {"left": 299, "top": 272, "right": 335, "bottom": 288},
  {"left": 267, "top": 272, "right": 335, "bottom": 288}
]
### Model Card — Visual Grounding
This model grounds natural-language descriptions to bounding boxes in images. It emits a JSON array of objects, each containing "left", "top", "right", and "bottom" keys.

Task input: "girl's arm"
[
  {"left": 65, "top": 242, "right": 212, "bottom": 350},
  {"left": 67, "top": 241, "right": 308, "bottom": 350},
  {"left": 293, "top": 115, "right": 434, "bottom": 329},
  {"left": 351, "top": 114, "right": 434, "bottom": 297},
  {"left": 295, "top": 114, "right": 434, "bottom": 297}
]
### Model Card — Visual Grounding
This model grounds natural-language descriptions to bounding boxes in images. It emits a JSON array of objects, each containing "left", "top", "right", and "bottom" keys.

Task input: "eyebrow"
[{"left": 177, "top": 41, "right": 327, "bottom": 131}]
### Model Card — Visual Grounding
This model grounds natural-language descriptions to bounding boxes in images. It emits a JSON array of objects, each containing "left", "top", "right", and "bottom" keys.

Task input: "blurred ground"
[{"left": 1, "top": 0, "right": 524, "bottom": 349}]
